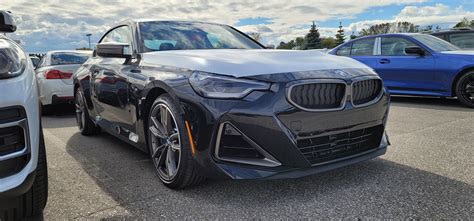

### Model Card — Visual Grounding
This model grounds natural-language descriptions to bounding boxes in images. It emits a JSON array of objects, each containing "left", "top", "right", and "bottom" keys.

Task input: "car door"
[
  {"left": 375, "top": 36, "right": 435, "bottom": 92},
  {"left": 91, "top": 26, "right": 134, "bottom": 131},
  {"left": 347, "top": 37, "right": 378, "bottom": 68}
]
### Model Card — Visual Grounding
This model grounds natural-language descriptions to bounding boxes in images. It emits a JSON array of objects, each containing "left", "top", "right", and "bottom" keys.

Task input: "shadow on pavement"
[{"left": 64, "top": 131, "right": 473, "bottom": 219}]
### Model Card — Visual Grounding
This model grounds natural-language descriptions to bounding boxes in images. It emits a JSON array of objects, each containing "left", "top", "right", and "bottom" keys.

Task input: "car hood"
[
  {"left": 439, "top": 50, "right": 474, "bottom": 55},
  {"left": 141, "top": 49, "right": 370, "bottom": 78}
]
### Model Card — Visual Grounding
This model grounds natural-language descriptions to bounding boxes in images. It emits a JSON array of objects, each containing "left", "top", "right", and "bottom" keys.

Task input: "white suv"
[{"left": 0, "top": 11, "right": 48, "bottom": 219}]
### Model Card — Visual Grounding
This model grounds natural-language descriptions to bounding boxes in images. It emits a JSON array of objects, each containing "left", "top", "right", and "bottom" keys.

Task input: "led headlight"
[
  {"left": 0, "top": 39, "right": 27, "bottom": 79},
  {"left": 189, "top": 71, "right": 270, "bottom": 99}
]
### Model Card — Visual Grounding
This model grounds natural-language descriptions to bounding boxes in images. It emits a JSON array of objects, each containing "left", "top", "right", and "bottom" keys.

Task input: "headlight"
[
  {"left": 0, "top": 39, "right": 27, "bottom": 79},
  {"left": 189, "top": 71, "right": 270, "bottom": 99}
]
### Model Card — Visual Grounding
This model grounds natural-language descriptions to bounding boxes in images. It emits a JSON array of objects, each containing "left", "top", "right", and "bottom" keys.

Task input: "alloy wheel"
[
  {"left": 75, "top": 91, "right": 85, "bottom": 131},
  {"left": 148, "top": 103, "right": 181, "bottom": 182},
  {"left": 460, "top": 73, "right": 474, "bottom": 104}
]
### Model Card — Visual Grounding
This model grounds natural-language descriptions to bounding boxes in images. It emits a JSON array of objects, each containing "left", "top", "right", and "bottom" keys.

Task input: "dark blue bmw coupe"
[{"left": 329, "top": 33, "right": 474, "bottom": 108}]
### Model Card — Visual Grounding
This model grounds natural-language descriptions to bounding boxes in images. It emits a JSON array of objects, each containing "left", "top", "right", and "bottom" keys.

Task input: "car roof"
[{"left": 431, "top": 29, "right": 474, "bottom": 35}]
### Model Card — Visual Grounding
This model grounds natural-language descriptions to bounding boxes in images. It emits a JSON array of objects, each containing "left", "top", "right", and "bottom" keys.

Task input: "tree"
[
  {"left": 277, "top": 40, "right": 296, "bottom": 49},
  {"left": 360, "top": 22, "right": 418, "bottom": 36},
  {"left": 304, "top": 21, "right": 321, "bottom": 49},
  {"left": 321, "top": 37, "right": 336, "bottom": 49},
  {"left": 295, "top": 37, "right": 306, "bottom": 49},
  {"left": 248, "top": 32, "right": 262, "bottom": 42},
  {"left": 453, "top": 17, "right": 474, "bottom": 28},
  {"left": 350, "top": 32, "right": 358, "bottom": 40},
  {"left": 335, "top": 21, "right": 346, "bottom": 46}
]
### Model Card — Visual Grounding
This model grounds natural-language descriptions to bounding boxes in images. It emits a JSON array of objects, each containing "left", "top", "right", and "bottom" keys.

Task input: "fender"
[{"left": 451, "top": 65, "right": 474, "bottom": 96}]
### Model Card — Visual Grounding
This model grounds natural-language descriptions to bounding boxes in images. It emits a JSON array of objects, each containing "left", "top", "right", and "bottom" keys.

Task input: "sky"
[{"left": 2, "top": 0, "right": 473, "bottom": 52}]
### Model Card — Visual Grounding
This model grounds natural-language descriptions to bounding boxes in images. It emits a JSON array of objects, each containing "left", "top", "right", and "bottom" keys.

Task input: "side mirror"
[
  {"left": 0, "top": 11, "right": 17, "bottom": 33},
  {"left": 405, "top": 46, "right": 425, "bottom": 56},
  {"left": 96, "top": 43, "right": 132, "bottom": 59}
]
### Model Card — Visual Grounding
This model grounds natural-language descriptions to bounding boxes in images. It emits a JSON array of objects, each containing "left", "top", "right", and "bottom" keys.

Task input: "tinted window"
[
  {"left": 336, "top": 44, "right": 351, "bottom": 56},
  {"left": 138, "top": 21, "right": 262, "bottom": 52},
  {"left": 411, "top": 34, "right": 459, "bottom": 52},
  {"left": 381, "top": 37, "right": 418, "bottom": 56},
  {"left": 449, "top": 32, "right": 474, "bottom": 49},
  {"left": 50, "top": 53, "right": 90, "bottom": 65},
  {"left": 350, "top": 38, "right": 374, "bottom": 56},
  {"left": 101, "top": 26, "right": 132, "bottom": 44}
]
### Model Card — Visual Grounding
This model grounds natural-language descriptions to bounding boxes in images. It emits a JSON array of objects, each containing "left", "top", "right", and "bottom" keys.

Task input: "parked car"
[
  {"left": 74, "top": 20, "right": 390, "bottom": 189},
  {"left": 329, "top": 33, "right": 474, "bottom": 108},
  {"left": 0, "top": 11, "right": 48, "bottom": 219},
  {"left": 431, "top": 29, "right": 474, "bottom": 50},
  {"left": 36, "top": 50, "right": 92, "bottom": 114}
]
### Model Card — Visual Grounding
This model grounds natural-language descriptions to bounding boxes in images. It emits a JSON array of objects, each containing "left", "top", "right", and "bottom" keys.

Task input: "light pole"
[{"left": 86, "top": 33, "right": 92, "bottom": 49}]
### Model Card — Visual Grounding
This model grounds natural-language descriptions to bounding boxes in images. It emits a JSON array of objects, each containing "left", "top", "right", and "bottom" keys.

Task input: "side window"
[
  {"left": 336, "top": 44, "right": 351, "bottom": 56},
  {"left": 449, "top": 33, "right": 474, "bottom": 49},
  {"left": 381, "top": 37, "right": 418, "bottom": 56},
  {"left": 101, "top": 26, "right": 132, "bottom": 44},
  {"left": 350, "top": 38, "right": 375, "bottom": 56}
]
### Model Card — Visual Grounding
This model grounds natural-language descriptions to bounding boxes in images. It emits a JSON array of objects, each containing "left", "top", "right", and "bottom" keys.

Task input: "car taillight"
[{"left": 44, "top": 70, "right": 73, "bottom": 79}]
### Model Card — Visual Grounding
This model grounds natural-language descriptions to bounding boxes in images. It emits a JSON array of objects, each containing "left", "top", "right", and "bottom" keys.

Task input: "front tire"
[
  {"left": 455, "top": 72, "right": 474, "bottom": 108},
  {"left": 75, "top": 88, "right": 101, "bottom": 135},
  {"left": 147, "top": 94, "right": 204, "bottom": 189}
]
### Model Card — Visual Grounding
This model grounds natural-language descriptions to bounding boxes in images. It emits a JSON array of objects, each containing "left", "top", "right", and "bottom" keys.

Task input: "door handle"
[{"left": 379, "top": 59, "right": 391, "bottom": 64}]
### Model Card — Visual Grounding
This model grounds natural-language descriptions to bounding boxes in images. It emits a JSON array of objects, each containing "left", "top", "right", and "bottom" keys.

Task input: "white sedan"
[{"left": 36, "top": 50, "right": 92, "bottom": 113}]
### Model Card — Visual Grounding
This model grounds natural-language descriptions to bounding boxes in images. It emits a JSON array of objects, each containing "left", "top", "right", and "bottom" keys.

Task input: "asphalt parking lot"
[{"left": 40, "top": 97, "right": 473, "bottom": 219}]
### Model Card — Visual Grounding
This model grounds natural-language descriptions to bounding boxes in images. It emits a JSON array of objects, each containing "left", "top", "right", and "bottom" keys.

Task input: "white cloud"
[
  {"left": 1, "top": 0, "right": 472, "bottom": 51},
  {"left": 349, "top": 4, "right": 474, "bottom": 33}
]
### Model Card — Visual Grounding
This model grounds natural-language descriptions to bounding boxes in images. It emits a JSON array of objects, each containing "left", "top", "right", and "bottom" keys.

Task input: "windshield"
[
  {"left": 139, "top": 21, "right": 263, "bottom": 52},
  {"left": 51, "top": 53, "right": 90, "bottom": 65},
  {"left": 412, "top": 34, "right": 460, "bottom": 52}
]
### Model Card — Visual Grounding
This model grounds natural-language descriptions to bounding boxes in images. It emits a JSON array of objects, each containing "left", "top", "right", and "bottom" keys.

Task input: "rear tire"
[
  {"left": 455, "top": 72, "right": 474, "bottom": 108},
  {"left": 75, "top": 88, "right": 101, "bottom": 135},
  {"left": 147, "top": 94, "right": 204, "bottom": 189},
  {"left": 0, "top": 130, "right": 48, "bottom": 220},
  {"left": 41, "top": 104, "right": 53, "bottom": 115}
]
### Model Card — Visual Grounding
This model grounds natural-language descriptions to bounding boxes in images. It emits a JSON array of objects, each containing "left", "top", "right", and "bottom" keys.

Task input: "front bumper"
[
  {"left": 172, "top": 74, "right": 390, "bottom": 180},
  {"left": 0, "top": 66, "right": 40, "bottom": 195}
]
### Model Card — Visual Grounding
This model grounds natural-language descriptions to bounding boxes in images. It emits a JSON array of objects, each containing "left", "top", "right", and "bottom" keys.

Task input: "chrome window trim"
[
  {"left": 350, "top": 75, "right": 384, "bottom": 108},
  {"left": 0, "top": 118, "right": 30, "bottom": 161},
  {"left": 214, "top": 122, "right": 281, "bottom": 167},
  {"left": 286, "top": 79, "right": 348, "bottom": 112}
]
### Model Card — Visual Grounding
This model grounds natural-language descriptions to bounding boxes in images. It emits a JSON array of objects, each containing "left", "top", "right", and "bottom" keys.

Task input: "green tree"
[
  {"left": 321, "top": 37, "right": 336, "bottom": 49},
  {"left": 277, "top": 40, "right": 296, "bottom": 49},
  {"left": 453, "top": 17, "right": 474, "bottom": 28},
  {"left": 360, "top": 22, "right": 418, "bottom": 36},
  {"left": 335, "top": 21, "right": 346, "bottom": 46},
  {"left": 295, "top": 37, "right": 306, "bottom": 49},
  {"left": 350, "top": 32, "right": 358, "bottom": 40},
  {"left": 304, "top": 21, "right": 321, "bottom": 49}
]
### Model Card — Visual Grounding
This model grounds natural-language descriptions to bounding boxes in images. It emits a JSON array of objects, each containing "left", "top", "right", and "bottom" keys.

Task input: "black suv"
[{"left": 431, "top": 29, "right": 474, "bottom": 50}]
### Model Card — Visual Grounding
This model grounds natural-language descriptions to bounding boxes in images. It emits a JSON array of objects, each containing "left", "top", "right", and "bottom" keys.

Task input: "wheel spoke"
[
  {"left": 157, "top": 146, "right": 167, "bottom": 166},
  {"left": 166, "top": 147, "right": 177, "bottom": 176},
  {"left": 168, "top": 132, "right": 180, "bottom": 151},
  {"left": 152, "top": 144, "right": 166, "bottom": 158},
  {"left": 160, "top": 106, "right": 171, "bottom": 135},
  {"left": 149, "top": 117, "right": 167, "bottom": 139}
]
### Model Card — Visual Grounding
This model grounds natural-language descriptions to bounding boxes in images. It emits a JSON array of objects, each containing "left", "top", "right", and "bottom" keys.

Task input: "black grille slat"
[
  {"left": 296, "top": 125, "right": 384, "bottom": 165},
  {"left": 0, "top": 126, "right": 25, "bottom": 156},
  {"left": 289, "top": 83, "right": 346, "bottom": 110},
  {"left": 353, "top": 79, "right": 382, "bottom": 106}
]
